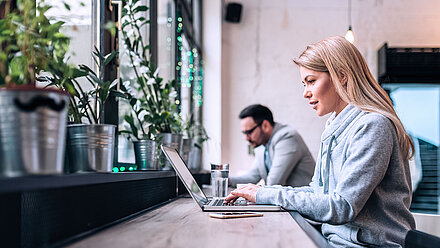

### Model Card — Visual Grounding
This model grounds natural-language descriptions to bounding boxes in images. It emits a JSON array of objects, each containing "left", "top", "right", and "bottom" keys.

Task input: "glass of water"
[{"left": 211, "top": 163, "right": 229, "bottom": 198}]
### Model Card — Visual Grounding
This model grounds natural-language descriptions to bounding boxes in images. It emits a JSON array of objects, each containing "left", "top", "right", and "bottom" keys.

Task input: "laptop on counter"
[{"left": 161, "top": 145, "right": 281, "bottom": 212}]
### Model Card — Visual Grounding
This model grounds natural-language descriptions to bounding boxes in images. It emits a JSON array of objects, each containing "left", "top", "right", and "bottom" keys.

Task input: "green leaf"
[
  {"left": 87, "top": 74, "right": 103, "bottom": 86},
  {"left": 64, "top": 82, "right": 78, "bottom": 97},
  {"left": 79, "top": 64, "right": 96, "bottom": 76},
  {"left": 124, "top": 114, "right": 134, "bottom": 124},
  {"left": 72, "top": 68, "right": 88, "bottom": 78},
  {"left": 104, "top": 21, "right": 117, "bottom": 37},
  {"left": 122, "top": 20, "right": 131, "bottom": 29},
  {"left": 63, "top": 2, "right": 71, "bottom": 11},
  {"left": 139, "top": 20, "right": 150, "bottom": 28},
  {"left": 124, "top": 114, "right": 138, "bottom": 139},
  {"left": 103, "top": 50, "right": 117, "bottom": 66},
  {"left": 93, "top": 46, "right": 104, "bottom": 61},
  {"left": 109, "top": 90, "right": 127, "bottom": 99},
  {"left": 119, "top": 130, "right": 133, "bottom": 135},
  {"left": 9, "top": 56, "right": 26, "bottom": 77},
  {"left": 99, "top": 88, "right": 109, "bottom": 103},
  {"left": 133, "top": 5, "right": 148, "bottom": 13},
  {"left": 121, "top": 7, "right": 128, "bottom": 16},
  {"left": 129, "top": 98, "right": 137, "bottom": 106}
]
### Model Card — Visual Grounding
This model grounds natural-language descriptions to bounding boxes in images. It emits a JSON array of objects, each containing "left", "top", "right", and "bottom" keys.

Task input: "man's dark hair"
[{"left": 239, "top": 104, "right": 274, "bottom": 126}]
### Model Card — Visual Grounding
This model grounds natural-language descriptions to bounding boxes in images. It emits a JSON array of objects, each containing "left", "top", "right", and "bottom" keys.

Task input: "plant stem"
[
  {"left": 134, "top": 109, "right": 147, "bottom": 139},
  {"left": 128, "top": 5, "right": 147, "bottom": 59},
  {"left": 69, "top": 98, "right": 81, "bottom": 123},
  {"left": 73, "top": 78, "right": 97, "bottom": 123}
]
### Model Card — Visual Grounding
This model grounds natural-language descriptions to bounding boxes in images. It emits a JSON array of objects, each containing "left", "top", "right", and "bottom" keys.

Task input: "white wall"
[{"left": 209, "top": 0, "right": 440, "bottom": 176}]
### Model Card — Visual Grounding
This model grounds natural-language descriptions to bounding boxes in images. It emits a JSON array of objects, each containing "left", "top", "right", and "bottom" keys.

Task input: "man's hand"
[{"left": 224, "top": 184, "right": 261, "bottom": 204}]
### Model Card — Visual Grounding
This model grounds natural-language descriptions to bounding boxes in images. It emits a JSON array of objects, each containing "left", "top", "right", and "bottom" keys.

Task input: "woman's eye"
[{"left": 308, "top": 80, "right": 315, "bottom": 84}]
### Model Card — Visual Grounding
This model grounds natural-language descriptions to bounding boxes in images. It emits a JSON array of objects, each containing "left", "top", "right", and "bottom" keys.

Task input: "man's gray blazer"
[{"left": 230, "top": 123, "right": 315, "bottom": 187}]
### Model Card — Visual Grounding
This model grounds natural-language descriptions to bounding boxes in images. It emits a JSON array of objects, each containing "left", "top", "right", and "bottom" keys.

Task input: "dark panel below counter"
[{"left": 0, "top": 172, "right": 177, "bottom": 248}]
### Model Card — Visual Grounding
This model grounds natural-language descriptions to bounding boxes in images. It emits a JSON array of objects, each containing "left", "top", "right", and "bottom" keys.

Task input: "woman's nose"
[{"left": 303, "top": 87, "right": 311, "bottom": 99}]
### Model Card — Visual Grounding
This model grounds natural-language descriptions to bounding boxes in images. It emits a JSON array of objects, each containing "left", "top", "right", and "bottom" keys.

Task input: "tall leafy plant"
[
  {"left": 42, "top": 47, "right": 120, "bottom": 124},
  {"left": 119, "top": 0, "right": 181, "bottom": 140}
]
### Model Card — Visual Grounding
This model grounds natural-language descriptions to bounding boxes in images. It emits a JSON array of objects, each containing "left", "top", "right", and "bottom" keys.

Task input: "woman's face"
[{"left": 300, "top": 66, "right": 347, "bottom": 116}]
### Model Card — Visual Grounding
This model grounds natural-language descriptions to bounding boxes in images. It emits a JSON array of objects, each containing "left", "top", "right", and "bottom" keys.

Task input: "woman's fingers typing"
[{"left": 224, "top": 184, "right": 260, "bottom": 204}]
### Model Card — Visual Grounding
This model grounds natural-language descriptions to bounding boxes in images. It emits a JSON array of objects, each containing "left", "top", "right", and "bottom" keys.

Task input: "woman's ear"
[{"left": 339, "top": 70, "right": 348, "bottom": 86}]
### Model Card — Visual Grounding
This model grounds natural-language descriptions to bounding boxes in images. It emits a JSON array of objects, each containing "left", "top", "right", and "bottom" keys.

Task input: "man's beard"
[{"left": 248, "top": 131, "right": 268, "bottom": 148}]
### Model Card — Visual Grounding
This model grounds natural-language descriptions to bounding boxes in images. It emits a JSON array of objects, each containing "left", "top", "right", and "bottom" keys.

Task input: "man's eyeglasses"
[{"left": 242, "top": 121, "right": 263, "bottom": 136}]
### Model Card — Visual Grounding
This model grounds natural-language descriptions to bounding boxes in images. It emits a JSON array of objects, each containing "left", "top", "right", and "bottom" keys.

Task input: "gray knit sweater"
[{"left": 256, "top": 104, "right": 415, "bottom": 247}]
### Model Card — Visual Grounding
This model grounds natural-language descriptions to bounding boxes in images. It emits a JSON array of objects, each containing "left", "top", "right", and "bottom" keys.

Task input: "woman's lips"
[{"left": 309, "top": 101, "right": 318, "bottom": 110}]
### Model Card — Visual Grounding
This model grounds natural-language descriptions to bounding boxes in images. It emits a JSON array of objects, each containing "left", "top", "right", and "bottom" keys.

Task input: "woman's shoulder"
[
  {"left": 354, "top": 111, "right": 395, "bottom": 134},
  {"left": 337, "top": 111, "right": 397, "bottom": 149},
  {"left": 361, "top": 111, "right": 391, "bottom": 123}
]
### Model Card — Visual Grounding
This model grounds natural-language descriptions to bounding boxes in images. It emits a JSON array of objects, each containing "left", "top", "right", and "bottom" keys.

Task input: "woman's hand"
[{"left": 224, "top": 184, "right": 261, "bottom": 204}]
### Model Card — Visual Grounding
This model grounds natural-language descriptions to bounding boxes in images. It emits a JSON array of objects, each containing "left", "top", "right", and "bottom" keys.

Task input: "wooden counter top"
[{"left": 67, "top": 197, "right": 318, "bottom": 248}]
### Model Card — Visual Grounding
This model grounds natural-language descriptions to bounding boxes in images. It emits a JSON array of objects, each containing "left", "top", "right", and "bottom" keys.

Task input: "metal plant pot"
[
  {"left": 66, "top": 124, "right": 116, "bottom": 173},
  {"left": 133, "top": 139, "right": 159, "bottom": 170},
  {"left": 0, "top": 87, "right": 69, "bottom": 177},
  {"left": 188, "top": 143, "right": 202, "bottom": 172},
  {"left": 180, "top": 138, "right": 192, "bottom": 164},
  {"left": 158, "top": 133, "right": 182, "bottom": 169}
]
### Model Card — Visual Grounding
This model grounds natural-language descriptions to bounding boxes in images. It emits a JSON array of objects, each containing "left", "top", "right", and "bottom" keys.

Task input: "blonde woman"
[{"left": 225, "top": 36, "right": 415, "bottom": 247}]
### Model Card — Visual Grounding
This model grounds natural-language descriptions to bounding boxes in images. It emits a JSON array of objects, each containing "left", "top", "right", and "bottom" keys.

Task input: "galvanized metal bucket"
[
  {"left": 188, "top": 144, "right": 202, "bottom": 172},
  {"left": 0, "top": 87, "right": 69, "bottom": 177},
  {"left": 66, "top": 124, "right": 116, "bottom": 173},
  {"left": 133, "top": 139, "right": 159, "bottom": 170},
  {"left": 158, "top": 133, "right": 182, "bottom": 169},
  {"left": 180, "top": 138, "right": 192, "bottom": 164}
]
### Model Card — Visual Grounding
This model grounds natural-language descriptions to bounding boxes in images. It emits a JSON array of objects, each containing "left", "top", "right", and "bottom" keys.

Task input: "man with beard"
[{"left": 229, "top": 104, "right": 315, "bottom": 187}]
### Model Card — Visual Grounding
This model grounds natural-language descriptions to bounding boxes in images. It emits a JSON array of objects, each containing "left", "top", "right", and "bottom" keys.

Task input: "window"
[
  {"left": 385, "top": 85, "right": 440, "bottom": 214},
  {"left": 175, "top": 0, "right": 203, "bottom": 130},
  {"left": 116, "top": 0, "right": 204, "bottom": 165},
  {"left": 117, "top": 0, "right": 151, "bottom": 163}
]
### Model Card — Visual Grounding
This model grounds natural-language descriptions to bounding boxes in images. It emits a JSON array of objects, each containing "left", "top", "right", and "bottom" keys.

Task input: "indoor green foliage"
[
  {"left": 119, "top": 0, "right": 181, "bottom": 140},
  {"left": 43, "top": 47, "right": 122, "bottom": 124},
  {"left": 0, "top": 0, "right": 70, "bottom": 86},
  {"left": 183, "top": 114, "right": 209, "bottom": 149}
]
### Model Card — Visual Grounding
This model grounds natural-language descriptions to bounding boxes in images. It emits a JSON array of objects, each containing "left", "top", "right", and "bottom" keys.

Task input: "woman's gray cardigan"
[{"left": 256, "top": 104, "right": 415, "bottom": 247}]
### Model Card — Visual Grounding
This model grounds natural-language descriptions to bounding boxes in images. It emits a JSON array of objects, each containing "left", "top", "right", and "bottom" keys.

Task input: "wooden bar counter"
[{"left": 67, "top": 197, "right": 320, "bottom": 248}]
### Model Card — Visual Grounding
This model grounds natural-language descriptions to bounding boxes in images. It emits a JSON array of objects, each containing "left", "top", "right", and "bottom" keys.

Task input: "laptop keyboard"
[
  {"left": 209, "top": 198, "right": 247, "bottom": 206},
  {"left": 211, "top": 199, "right": 226, "bottom": 206}
]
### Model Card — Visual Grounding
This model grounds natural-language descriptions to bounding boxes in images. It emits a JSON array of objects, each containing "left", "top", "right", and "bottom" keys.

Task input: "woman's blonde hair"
[{"left": 293, "top": 36, "right": 414, "bottom": 160}]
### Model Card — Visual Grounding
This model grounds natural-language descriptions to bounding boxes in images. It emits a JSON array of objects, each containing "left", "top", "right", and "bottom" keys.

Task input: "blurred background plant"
[
  {"left": 0, "top": 0, "right": 71, "bottom": 86},
  {"left": 0, "top": 0, "right": 121, "bottom": 124},
  {"left": 183, "top": 114, "right": 209, "bottom": 149}
]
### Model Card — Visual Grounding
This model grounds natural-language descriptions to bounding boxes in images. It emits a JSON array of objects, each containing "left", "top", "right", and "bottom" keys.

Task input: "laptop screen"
[{"left": 161, "top": 146, "right": 209, "bottom": 208}]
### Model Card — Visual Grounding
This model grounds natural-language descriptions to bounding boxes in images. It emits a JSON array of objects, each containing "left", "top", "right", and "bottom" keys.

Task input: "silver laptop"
[{"left": 161, "top": 145, "right": 281, "bottom": 211}]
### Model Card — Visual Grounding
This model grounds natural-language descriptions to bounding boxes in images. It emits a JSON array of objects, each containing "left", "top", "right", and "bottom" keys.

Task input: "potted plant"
[
  {"left": 0, "top": 0, "right": 71, "bottom": 176},
  {"left": 182, "top": 115, "right": 209, "bottom": 172},
  {"left": 119, "top": 0, "right": 182, "bottom": 170},
  {"left": 43, "top": 46, "right": 121, "bottom": 173}
]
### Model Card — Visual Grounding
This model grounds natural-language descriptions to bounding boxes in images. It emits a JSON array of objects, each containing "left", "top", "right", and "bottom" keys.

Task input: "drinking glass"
[{"left": 210, "top": 163, "right": 229, "bottom": 198}]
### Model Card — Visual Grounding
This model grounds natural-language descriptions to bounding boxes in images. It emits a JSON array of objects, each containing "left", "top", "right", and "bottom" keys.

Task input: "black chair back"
[{"left": 405, "top": 229, "right": 440, "bottom": 248}]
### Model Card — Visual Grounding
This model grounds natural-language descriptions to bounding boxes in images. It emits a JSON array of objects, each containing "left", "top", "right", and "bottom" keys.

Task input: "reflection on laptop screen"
[{"left": 161, "top": 146, "right": 209, "bottom": 207}]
